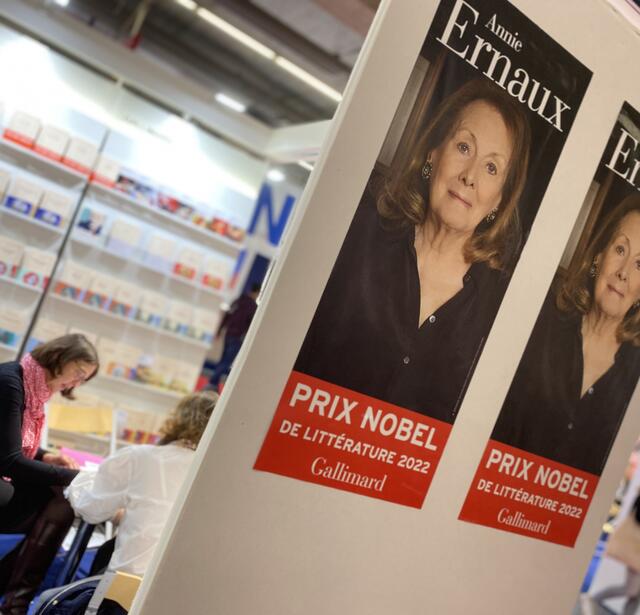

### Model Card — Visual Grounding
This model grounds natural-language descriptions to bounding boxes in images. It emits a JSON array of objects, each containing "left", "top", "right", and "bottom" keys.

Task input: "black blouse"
[
  {"left": 295, "top": 187, "right": 509, "bottom": 424},
  {"left": 492, "top": 285, "right": 640, "bottom": 475},
  {"left": 0, "top": 361, "right": 77, "bottom": 486}
]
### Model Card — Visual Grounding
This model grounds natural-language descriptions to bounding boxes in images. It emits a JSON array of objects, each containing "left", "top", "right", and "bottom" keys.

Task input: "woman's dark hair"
[
  {"left": 377, "top": 78, "right": 531, "bottom": 270},
  {"left": 159, "top": 391, "right": 218, "bottom": 447},
  {"left": 557, "top": 193, "right": 640, "bottom": 345},
  {"left": 31, "top": 333, "right": 99, "bottom": 399}
]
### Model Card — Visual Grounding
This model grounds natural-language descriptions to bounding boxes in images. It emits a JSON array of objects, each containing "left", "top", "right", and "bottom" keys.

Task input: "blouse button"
[
  {"left": 403, "top": 356, "right": 410, "bottom": 365},
  {"left": 428, "top": 315, "right": 436, "bottom": 324},
  {"left": 464, "top": 274, "right": 471, "bottom": 283},
  {"left": 567, "top": 422, "right": 574, "bottom": 430},
  {"left": 588, "top": 387, "right": 594, "bottom": 395}
]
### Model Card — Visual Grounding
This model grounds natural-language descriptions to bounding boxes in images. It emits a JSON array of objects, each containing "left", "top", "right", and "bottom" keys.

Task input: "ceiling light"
[
  {"left": 196, "top": 8, "right": 276, "bottom": 60},
  {"left": 274, "top": 57, "right": 342, "bottom": 103},
  {"left": 297, "top": 160, "right": 314, "bottom": 172},
  {"left": 53, "top": 0, "right": 70, "bottom": 6},
  {"left": 215, "top": 93, "right": 247, "bottom": 113},
  {"left": 266, "top": 169, "right": 285, "bottom": 182},
  {"left": 174, "top": 0, "right": 197, "bottom": 10}
]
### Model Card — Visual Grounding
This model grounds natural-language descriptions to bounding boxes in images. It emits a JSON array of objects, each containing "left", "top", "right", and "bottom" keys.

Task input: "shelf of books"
[
  {"left": 0, "top": 103, "right": 103, "bottom": 360},
  {"left": 0, "top": 103, "right": 251, "bottom": 459}
]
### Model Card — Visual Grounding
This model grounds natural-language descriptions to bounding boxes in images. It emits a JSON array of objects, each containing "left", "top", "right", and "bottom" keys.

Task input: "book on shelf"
[
  {"left": 34, "top": 191, "right": 73, "bottom": 228},
  {"left": 0, "top": 235, "right": 24, "bottom": 278},
  {"left": 173, "top": 246, "right": 203, "bottom": 281},
  {"left": 84, "top": 273, "right": 118, "bottom": 310},
  {"left": 192, "top": 308, "right": 219, "bottom": 344},
  {"left": 163, "top": 301, "right": 193, "bottom": 336},
  {"left": 54, "top": 261, "right": 94, "bottom": 300},
  {"left": 119, "top": 405, "right": 164, "bottom": 444},
  {"left": 0, "top": 168, "right": 10, "bottom": 201},
  {"left": 5, "top": 177, "right": 43, "bottom": 216},
  {"left": 114, "top": 172, "right": 157, "bottom": 207},
  {"left": 143, "top": 233, "right": 176, "bottom": 272},
  {"left": 110, "top": 342, "right": 143, "bottom": 380},
  {"left": 91, "top": 155, "right": 120, "bottom": 188},
  {"left": 157, "top": 193, "right": 195, "bottom": 220},
  {"left": 201, "top": 256, "right": 231, "bottom": 291},
  {"left": 18, "top": 247, "right": 56, "bottom": 289},
  {"left": 136, "top": 290, "right": 168, "bottom": 327},
  {"left": 226, "top": 224, "right": 245, "bottom": 242},
  {"left": 96, "top": 337, "right": 119, "bottom": 374},
  {"left": 62, "top": 137, "right": 98, "bottom": 175},
  {"left": 136, "top": 353, "right": 169, "bottom": 389},
  {"left": 208, "top": 217, "right": 228, "bottom": 236},
  {"left": 169, "top": 361, "right": 200, "bottom": 394},
  {"left": 33, "top": 125, "right": 70, "bottom": 162},
  {"left": 0, "top": 309, "right": 28, "bottom": 348},
  {"left": 3, "top": 111, "right": 41, "bottom": 148},
  {"left": 77, "top": 205, "right": 108, "bottom": 238},
  {"left": 107, "top": 219, "right": 143, "bottom": 256},
  {"left": 109, "top": 281, "right": 142, "bottom": 319}
]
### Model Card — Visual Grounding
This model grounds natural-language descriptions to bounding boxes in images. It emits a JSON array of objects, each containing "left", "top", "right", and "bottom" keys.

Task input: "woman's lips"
[
  {"left": 607, "top": 284, "right": 624, "bottom": 298},
  {"left": 448, "top": 190, "right": 472, "bottom": 208}
]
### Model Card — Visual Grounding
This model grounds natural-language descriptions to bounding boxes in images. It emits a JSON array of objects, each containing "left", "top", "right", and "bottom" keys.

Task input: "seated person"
[{"left": 65, "top": 391, "right": 217, "bottom": 576}]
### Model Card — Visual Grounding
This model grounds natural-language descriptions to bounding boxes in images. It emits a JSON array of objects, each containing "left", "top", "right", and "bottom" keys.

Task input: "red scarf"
[{"left": 20, "top": 353, "right": 51, "bottom": 459}]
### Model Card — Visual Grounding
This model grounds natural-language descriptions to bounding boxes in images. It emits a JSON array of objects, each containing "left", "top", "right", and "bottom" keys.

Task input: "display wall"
[{"left": 131, "top": 1, "right": 640, "bottom": 614}]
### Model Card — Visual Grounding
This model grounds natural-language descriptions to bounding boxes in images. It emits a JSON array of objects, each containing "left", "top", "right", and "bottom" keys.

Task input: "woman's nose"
[
  {"left": 617, "top": 268, "right": 628, "bottom": 282},
  {"left": 459, "top": 163, "right": 476, "bottom": 187}
]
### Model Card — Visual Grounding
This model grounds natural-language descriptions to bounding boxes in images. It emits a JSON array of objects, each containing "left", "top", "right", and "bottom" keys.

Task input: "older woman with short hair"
[
  {"left": 493, "top": 193, "right": 640, "bottom": 474},
  {"left": 296, "top": 78, "right": 531, "bottom": 424},
  {"left": 0, "top": 334, "right": 99, "bottom": 614}
]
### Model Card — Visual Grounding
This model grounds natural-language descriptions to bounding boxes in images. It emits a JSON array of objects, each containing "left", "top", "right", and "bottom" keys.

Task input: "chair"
[{"left": 53, "top": 521, "right": 96, "bottom": 586}]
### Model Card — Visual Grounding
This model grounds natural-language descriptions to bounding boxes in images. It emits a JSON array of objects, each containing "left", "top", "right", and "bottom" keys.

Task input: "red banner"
[
  {"left": 458, "top": 440, "right": 598, "bottom": 546},
  {"left": 254, "top": 371, "right": 452, "bottom": 508}
]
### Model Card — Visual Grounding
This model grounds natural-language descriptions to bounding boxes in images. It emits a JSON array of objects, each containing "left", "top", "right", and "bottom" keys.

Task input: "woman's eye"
[
  {"left": 635, "top": 259, "right": 640, "bottom": 271},
  {"left": 616, "top": 244, "right": 625, "bottom": 255},
  {"left": 457, "top": 142, "right": 470, "bottom": 155},
  {"left": 486, "top": 162, "right": 498, "bottom": 176}
]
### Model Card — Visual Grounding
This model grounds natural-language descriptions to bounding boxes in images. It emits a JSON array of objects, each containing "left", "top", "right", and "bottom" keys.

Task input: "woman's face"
[
  {"left": 47, "top": 361, "right": 96, "bottom": 394},
  {"left": 594, "top": 212, "right": 640, "bottom": 321},
  {"left": 428, "top": 100, "right": 513, "bottom": 235}
]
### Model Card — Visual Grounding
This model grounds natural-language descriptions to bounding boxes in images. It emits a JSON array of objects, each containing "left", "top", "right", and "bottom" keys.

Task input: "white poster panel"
[{"left": 131, "top": 1, "right": 640, "bottom": 614}]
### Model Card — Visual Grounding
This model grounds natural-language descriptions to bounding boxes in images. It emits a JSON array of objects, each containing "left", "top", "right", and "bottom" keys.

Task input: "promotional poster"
[
  {"left": 254, "top": 0, "right": 591, "bottom": 508},
  {"left": 460, "top": 102, "right": 640, "bottom": 544}
]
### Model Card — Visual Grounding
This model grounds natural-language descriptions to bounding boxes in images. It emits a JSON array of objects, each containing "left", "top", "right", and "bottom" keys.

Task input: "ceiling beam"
[{"left": 0, "top": 0, "right": 273, "bottom": 156}]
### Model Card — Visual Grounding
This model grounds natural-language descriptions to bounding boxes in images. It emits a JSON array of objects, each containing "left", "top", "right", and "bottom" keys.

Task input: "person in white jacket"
[{"left": 65, "top": 391, "right": 217, "bottom": 576}]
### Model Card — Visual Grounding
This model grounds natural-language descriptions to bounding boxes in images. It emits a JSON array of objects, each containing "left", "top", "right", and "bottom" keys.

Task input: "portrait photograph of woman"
[
  {"left": 492, "top": 103, "right": 640, "bottom": 476},
  {"left": 293, "top": 0, "right": 591, "bottom": 426}
]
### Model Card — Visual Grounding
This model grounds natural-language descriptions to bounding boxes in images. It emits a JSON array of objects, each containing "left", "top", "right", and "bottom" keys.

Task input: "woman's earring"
[
  {"left": 589, "top": 260, "right": 599, "bottom": 278},
  {"left": 634, "top": 300, "right": 640, "bottom": 310},
  {"left": 485, "top": 208, "right": 498, "bottom": 223},
  {"left": 421, "top": 160, "right": 432, "bottom": 181}
]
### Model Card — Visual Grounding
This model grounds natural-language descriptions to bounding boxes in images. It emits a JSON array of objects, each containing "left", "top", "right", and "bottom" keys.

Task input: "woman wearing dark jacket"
[
  {"left": 0, "top": 334, "right": 98, "bottom": 614},
  {"left": 296, "top": 79, "right": 531, "bottom": 424},
  {"left": 493, "top": 194, "right": 640, "bottom": 475}
]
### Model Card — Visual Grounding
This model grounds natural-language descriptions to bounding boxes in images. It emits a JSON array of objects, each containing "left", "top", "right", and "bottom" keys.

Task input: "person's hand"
[
  {"left": 42, "top": 452, "right": 80, "bottom": 470},
  {"left": 111, "top": 508, "right": 125, "bottom": 525}
]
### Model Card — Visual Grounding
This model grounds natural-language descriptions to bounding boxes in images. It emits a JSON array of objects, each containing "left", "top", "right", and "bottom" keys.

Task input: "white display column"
[{"left": 132, "top": 1, "right": 640, "bottom": 614}]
